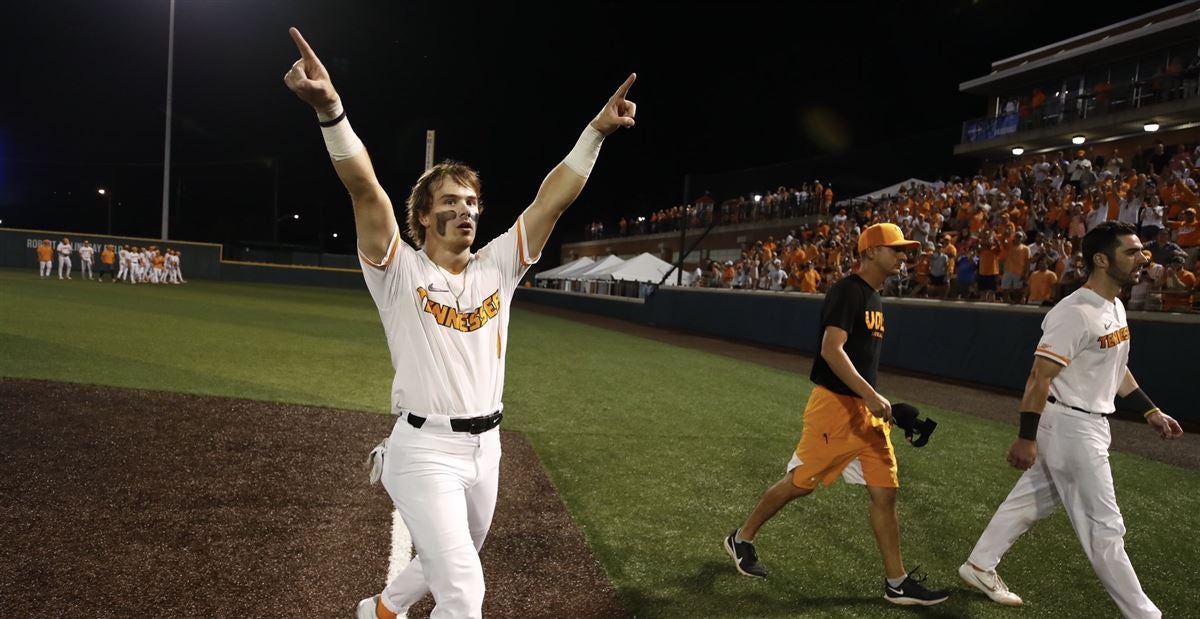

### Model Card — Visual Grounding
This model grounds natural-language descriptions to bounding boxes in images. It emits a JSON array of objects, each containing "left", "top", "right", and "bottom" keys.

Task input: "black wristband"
[
  {"left": 1125, "top": 388, "right": 1159, "bottom": 418},
  {"left": 1018, "top": 411, "right": 1040, "bottom": 441},
  {"left": 318, "top": 110, "right": 347, "bottom": 128}
]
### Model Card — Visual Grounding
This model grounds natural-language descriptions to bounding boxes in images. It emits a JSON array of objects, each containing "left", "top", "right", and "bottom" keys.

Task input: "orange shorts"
[{"left": 789, "top": 385, "right": 898, "bottom": 489}]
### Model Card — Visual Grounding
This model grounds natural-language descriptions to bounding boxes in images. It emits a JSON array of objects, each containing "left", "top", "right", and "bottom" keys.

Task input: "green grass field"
[{"left": 2, "top": 266, "right": 1197, "bottom": 618}]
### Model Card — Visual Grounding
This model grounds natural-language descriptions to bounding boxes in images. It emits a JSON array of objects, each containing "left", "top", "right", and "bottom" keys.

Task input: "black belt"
[
  {"left": 406, "top": 410, "right": 503, "bottom": 434},
  {"left": 1047, "top": 395, "right": 1110, "bottom": 417}
]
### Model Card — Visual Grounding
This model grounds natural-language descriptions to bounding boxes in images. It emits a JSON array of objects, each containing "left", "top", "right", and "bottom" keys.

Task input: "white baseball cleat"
[
  {"left": 959, "top": 562, "right": 1023, "bottom": 606},
  {"left": 355, "top": 595, "right": 377, "bottom": 619}
]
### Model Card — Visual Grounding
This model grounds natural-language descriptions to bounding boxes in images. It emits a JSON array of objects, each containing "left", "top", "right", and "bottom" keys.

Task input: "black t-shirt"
[{"left": 809, "top": 274, "right": 884, "bottom": 397}]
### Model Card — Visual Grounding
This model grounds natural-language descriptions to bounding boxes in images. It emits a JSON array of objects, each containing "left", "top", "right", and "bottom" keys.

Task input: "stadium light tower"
[{"left": 160, "top": 0, "right": 176, "bottom": 241}]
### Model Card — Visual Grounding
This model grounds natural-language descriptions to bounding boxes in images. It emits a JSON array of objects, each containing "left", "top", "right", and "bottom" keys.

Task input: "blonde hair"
[{"left": 404, "top": 161, "right": 483, "bottom": 248}]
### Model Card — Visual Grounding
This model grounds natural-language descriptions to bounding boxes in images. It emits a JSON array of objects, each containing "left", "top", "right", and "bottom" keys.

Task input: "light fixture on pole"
[
  {"left": 98, "top": 188, "right": 114, "bottom": 234},
  {"left": 1071, "top": 135, "right": 1086, "bottom": 145},
  {"left": 1144, "top": 122, "right": 1160, "bottom": 132},
  {"left": 332, "top": 232, "right": 339, "bottom": 239},
  {"left": 274, "top": 213, "right": 301, "bottom": 242},
  {"left": 1011, "top": 147, "right": 1025, "bottom": 156}
]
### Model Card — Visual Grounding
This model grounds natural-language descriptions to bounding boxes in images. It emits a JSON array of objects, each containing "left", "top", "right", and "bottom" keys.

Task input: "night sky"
[{"left": 0, "top": 1, "right": 1179, "bottom": 260}]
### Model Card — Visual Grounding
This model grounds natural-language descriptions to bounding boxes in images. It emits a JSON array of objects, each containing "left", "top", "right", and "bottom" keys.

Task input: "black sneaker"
[
  {"left": 723, "top": 529, "right": 768, "bottom": 578},
  {"left": 884, "top": 566, "right": 949, "bottom": 606}
]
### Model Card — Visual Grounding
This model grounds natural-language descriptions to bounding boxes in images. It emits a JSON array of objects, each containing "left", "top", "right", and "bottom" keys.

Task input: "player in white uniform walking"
[
  {"left": 284, "top": 27, "right": 636, "bottom": 619},
  {"left": 129, "top": 247, "right": 142, "bottom": 285},
  {"left": 78, "top": 240, "right": 95, "bottom": 280},
  {"left": 117, "top": 245, "right": 129, "bottom": 282},
  {"left": 56, "top": 237, "right": 73, "bottom": 279},
  {"left": 960, "top": 222, "right": 1184, "bottom": 618}
]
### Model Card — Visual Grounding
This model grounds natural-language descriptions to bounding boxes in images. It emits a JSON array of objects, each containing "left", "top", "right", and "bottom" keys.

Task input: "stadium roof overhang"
[{"left": 960, "top": 2, "right": 1200, "bottom": 96}]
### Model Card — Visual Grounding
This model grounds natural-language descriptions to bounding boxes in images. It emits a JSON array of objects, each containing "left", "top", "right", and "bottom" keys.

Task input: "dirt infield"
[
  {"left": 521, "top": 304, "right": 1200, "bottom": 471},
  {"left": 0, "top": 378, "right": 626, "bottom": 619}
]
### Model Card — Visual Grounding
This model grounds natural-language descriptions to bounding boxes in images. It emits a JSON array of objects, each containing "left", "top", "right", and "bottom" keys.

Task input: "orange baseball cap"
[{"left": 858, "top": 223, "right": 921, "bottom": 252}]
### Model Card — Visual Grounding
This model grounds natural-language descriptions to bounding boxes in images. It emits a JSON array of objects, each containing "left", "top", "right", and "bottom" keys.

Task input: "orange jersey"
[
  {"left": 978, "top": 246, "right": 1002, "bottom": 276},
  {"left": 799, "top": 270, "right": 820, "bottom": 293},
  {"left": 1171, "top": 221, "right": 1200, "bottom": 247},
  {"left": 37, "top": 245, "right": 53, "bottom": 261},
  {"left": 1027, "top": 270, "right": 1058, "bottom": 303},
  {"left": 1004, "top": 243, "right": 1030, "bottom": 275},
  {"left": 101, "top": 249, "right": 115, "bottom": 265}
]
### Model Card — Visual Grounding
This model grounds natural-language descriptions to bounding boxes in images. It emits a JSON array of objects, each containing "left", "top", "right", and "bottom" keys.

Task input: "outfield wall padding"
[
  {"left": 517, "top": 287, "right": 1200, "bottom": 423},
  {"left": 0, "top": 228, "right": 223, "bottom": 279},
  {"left": 0, "top": 228, "right": 367, "bottom": 287},
  {"left": 218, "top": 261, "right": 364, "bottom": 288}
]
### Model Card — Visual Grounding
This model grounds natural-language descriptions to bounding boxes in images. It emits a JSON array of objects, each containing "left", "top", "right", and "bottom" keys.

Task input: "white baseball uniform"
[
  {"left": 130, "top": 252, "right": 143, "bottom": 284},
  {"left": 967, "top": 287, "right": 1160, "bottom": 619},
  {"left": 367, "top": 217, "right": 537, "bottom": 618},
  {"left": 56, "top": 242, "right": 73, "bottom": 279},
  {"left": 79, "top": 245, "right": 94, "bottom": 279},
  {"left": 118, "top": 249, "right": 129, "bottom": 281}
]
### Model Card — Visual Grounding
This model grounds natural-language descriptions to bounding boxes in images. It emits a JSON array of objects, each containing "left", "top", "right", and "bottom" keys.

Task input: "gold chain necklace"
[{"left": 433, "top": 257, "right": 471, "bottom": 313}]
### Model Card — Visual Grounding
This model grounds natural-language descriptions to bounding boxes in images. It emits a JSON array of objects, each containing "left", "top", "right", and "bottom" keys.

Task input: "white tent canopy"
[
  {"left": 852, "top": 178, "right": 937, "bottom": 202},
  {"left": 534, "top": 256, "right": 594, "bottom": 280},
  {"left": 608, "top": 252, "right": 681, "bottom": 284},
  {"left": 572, "top": 255, "right": 625, "bottom": 279}
]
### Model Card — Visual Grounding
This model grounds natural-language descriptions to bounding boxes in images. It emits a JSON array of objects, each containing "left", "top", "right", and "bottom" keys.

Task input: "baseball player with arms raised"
[
  {"left": 724, "top": 223, "right": 950, "bottom": 607},
  {"left": 284, "top": 27, "right": 636, "bottom": 619},
  {"left": 960, "top": 221, "right": 1183, "bottom": 617}
]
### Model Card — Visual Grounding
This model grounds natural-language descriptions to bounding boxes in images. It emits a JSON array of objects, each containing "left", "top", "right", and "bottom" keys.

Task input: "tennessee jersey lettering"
[{"left": 417, "top": 288, "right": 502, "bottom": 332}]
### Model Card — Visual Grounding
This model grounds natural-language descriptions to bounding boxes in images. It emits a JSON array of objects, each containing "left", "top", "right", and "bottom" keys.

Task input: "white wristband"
[
  {"left": 563, "top": 124, "right": 605, "bottom": 178},
  {"left": 316, "top": 101, "right": 365, "bottom": 162}
]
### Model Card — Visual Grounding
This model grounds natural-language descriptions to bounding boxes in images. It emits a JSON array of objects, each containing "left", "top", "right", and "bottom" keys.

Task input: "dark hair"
[
  {"left": 1080, "top": 221, "right": 1137, "bottom": 274},
  {"left": 405, "top": 160, "right": 483, "bottom": 248}
]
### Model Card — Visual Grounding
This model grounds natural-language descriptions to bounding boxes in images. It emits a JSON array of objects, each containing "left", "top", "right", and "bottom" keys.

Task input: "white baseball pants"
[
  {"left": 118, "top": 263, "right": 128, "bottom": 281},
  {"left": 380, "top": 414, "right": 500, "bottom": 619},
  {"left": 39, "top": 261, "right": 51, "bottom": 277},
  {"left": 967, "top": 404, "right": 1160, "bottom": 619},
  {"left": 81, "top": 259, "right": 93, "bottom": 279},
  {"left": 58, "top": 256, "right": 71, "bottom": 278}
]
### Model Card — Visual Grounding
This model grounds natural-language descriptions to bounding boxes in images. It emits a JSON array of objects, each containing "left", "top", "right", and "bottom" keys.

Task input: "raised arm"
[
  {"left": 521, "top": 74, "right": 638, "bottom": 258},
  {"left": 283, "top": 27, "right": 397, "bottom": 264}
]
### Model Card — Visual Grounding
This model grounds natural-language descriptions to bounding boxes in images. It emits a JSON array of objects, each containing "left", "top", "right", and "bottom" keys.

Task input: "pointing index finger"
[
  {"left": 613, "top": 72, "right": 637, "bottom": 99},
  {"left": 289, "top": 27, "right": 320, "bottom": 64}
]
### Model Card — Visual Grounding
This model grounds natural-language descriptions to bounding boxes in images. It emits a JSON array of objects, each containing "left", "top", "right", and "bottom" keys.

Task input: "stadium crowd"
[
  {"left": 585, "top": 180, "right": 835, "bottom": 239},
  {"left": 36, "top": 238, "right": 187, "bottom": 285},
  {"left": 685, "top": 141, "right": 1200, "bottom": 311}
]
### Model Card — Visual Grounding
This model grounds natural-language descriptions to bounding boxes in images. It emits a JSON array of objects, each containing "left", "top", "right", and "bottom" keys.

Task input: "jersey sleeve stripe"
[
  {"left": 516, "top": 216, "right": 539, "bottom": 267},
  {"left": 1034, "top": 349, "right": 1071, "bottom": 367},
  {"left": 359, "top": 228, "right": 401, "bottom": 271},
  {"left": 516, "top": 217, "right": 530, "bottom": 267}
]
